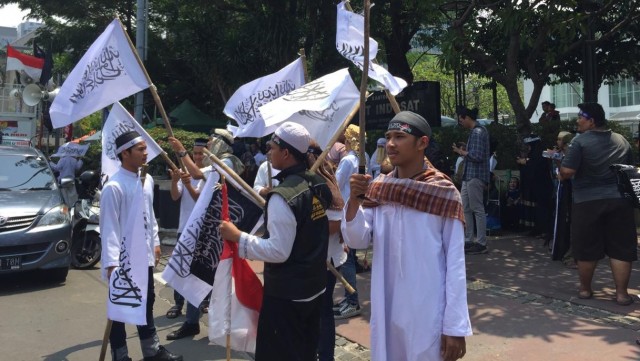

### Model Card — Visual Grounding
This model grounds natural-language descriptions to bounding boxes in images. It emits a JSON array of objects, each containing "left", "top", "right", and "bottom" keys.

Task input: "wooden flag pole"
[
  {"left": 299, "top": 48, "right": 309, "bottom": 83},
  {"left": 310, "top": 101, "right": 360, "bottom": 173},
  {"left": 266, "top": 154, "right": 273, "bottom": 189},
  {"left": 358, "top": 0, "right": 371, "bottom": 175},
  {"left": 98, "top": 320, "right": 113, "bottom": 361},
  {"left": 116, "top": 18, "right": 185, "bottom": 172},
  {"left": 116, "top": 18, "right": 174, "bottom": 137},
  {"left": 344, "top": 2, "right": 401, "bottom": 115},
  {"left": 328, "top": 261, "right": 356, "bottom": 294},
  {"left": 203, "top": 148, "right": 266, "bottom": 208}
]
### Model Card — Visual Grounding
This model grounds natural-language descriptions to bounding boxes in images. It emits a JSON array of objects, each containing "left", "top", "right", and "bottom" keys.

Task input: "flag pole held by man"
[
  {"left": 100, "top": 131, "right": 182, "bottom": 361},
  {"left": 342, "top": 111, "right": 472, "bottom": 361},
  {"left": 220, "top": 121, "right": 333, "bottom": 361}
]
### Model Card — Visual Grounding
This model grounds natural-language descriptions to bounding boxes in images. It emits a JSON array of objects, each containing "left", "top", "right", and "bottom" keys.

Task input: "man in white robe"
[
  {"left": 342, "top": 111, "right": 472, "bottom": 361},
  {"left": 253, "top": 160, "right": 280, "bottom": 197},
  {"left": 100, "top": 131, "right": 182, "bottom": 361}
]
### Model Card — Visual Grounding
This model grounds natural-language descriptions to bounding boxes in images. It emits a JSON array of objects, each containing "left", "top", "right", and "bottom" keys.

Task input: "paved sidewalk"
[{"left": 155, "top": 230, "right": 640, "bottom": 361}]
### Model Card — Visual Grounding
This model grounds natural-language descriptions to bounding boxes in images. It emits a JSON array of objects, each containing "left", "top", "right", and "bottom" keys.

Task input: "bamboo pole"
[
  {"left": 203, "top": 148, "right": 266, "bottom": 208},
  {"left": 358, "top": 0, "right": 371, "bottom": 175},
  {"left": 98, "top": 320, "right": 112, "bottom": 361},
  {"left": 299, "top": 48, "right": 309, "bottom": 83},
  {"left": 116, "top": 18, "right": 185, "bottom": 172},
  {"left": 344, "top": 1, "right": 401, "bottom": 116},
  {"left": 328, "top": 261, "right": 356, "bottom": 294},
  {"left": 310, "top": 101, "right": 361, "bottom": 173},
  {"left": 266, "top": 155, "right": 273, "bottom": 188}
]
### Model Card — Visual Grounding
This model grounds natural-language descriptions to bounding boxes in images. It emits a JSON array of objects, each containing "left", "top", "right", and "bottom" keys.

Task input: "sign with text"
[{"left": 361, "top": 81, "right": 441, "bottom": 130}]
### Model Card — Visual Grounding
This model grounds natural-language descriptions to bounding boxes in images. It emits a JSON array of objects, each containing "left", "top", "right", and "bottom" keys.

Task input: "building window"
[
  {"left": 609, "top": 79, "right": 640, "bottom": 108},
  {"left": 551, "top": 82, "right": 582, "bottom": 108}
]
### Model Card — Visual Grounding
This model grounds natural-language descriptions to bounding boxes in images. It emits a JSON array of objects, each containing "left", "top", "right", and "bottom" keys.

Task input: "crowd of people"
[{"left": 97, "top": 100, "right": 637, "bottom": 361}]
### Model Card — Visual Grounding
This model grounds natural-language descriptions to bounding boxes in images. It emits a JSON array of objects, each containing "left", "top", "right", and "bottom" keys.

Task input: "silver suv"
[{"left": 0, "top": 144, "right": 73, "bottom": 282}]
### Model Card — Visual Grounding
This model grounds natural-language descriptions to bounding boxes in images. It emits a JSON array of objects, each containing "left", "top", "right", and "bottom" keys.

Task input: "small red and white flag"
[
  {"left": 6, "top": 45, "right": 44, "bottom": 81},
  {"left": 208, "top": 183, "right": 263, "bottom": 353}
]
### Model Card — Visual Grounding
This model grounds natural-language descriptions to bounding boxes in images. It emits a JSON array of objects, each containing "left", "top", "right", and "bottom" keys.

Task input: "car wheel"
[{"left": 44, "top": 267, "right": 69, "bottom": 283}]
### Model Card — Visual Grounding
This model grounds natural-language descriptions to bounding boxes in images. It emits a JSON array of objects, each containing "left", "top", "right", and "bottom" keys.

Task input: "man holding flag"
[
  {"left": 342, "top": 112, "right": 472, "bottom": 361},
  {"left": 220, "top": 122, "right": 332, "bottom": 361},
  {"left": 100, "top": 131, "right": 182, "bottom": 361}
]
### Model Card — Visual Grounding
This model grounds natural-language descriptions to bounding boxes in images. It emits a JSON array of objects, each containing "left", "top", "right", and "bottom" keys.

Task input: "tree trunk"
[
  {"left": 500, "top": 78, "right": 530, "bottom": 137},
  {"left": 380, "top": 0, "right": 416, "bottom": 85}
]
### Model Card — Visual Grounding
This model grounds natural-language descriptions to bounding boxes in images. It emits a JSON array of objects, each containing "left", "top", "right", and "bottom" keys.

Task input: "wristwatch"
[{"left": 177, "top": 150, "right": 188, "bottom": 158}]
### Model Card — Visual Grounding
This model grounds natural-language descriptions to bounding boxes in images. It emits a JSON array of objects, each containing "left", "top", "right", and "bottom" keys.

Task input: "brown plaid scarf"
[{"left": 364, "top": 160, "right": 464, "bottom": 223}]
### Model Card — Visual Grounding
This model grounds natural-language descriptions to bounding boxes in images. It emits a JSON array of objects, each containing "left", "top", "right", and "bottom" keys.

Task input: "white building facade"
[{"left": 524, "top": 79, "right": 640, "bottom": 132}]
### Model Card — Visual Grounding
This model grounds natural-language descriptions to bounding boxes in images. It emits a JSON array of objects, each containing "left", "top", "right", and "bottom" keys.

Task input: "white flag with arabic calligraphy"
[
  {"left": 101, "top": 102, "right": 163, "bottom": 180},
  {"left": 258, "top": 68, "right": 359, "bottom": 149},
  {"left": 106, "top": 182, "right": 149, "bottom": 325},
  {"left": 50, "top": 19, "right": 150, "bottom": 129},
  {"left": 225, "top": 58, "right": 305, "bottom": 139},
  {"left": 336, "top": 1, "right": 407, "bottom": 95}
]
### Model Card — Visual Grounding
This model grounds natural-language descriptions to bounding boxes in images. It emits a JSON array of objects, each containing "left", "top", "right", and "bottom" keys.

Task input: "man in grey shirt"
[{"left": 559, "top": 102, "right": 636, "bottom": 306}]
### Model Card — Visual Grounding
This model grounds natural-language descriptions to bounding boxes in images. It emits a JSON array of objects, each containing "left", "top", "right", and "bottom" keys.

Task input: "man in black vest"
[{"left": 220, "top": 121, "right": 332, "bottom": 361}]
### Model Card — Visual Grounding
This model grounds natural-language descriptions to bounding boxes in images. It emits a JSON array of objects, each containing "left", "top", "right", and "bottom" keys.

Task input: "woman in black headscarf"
[{"left": 517, "top": 135, "right": 554, "bottom": 242}]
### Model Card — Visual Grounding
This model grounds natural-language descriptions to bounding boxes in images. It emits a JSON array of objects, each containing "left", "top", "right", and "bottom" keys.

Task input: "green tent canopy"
[{"left": 169, "top": 100, "right": 227, "bottom": 133}]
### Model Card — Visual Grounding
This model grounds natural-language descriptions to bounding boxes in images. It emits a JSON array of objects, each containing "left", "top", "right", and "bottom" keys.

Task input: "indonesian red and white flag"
[
  {"left": 336, "top": 1, "right": 407, "bottom": 95},
  {"left": 225, "top": 58, "right": 305, "bottom": 139},
  {"left": 259, "top": 68, "right": 360, "bottom": 149},
  {"left": 208, "top": 183, "right": 262, "bottom": 353},
  {"left": 49, "top": 18, "right": 150, "bottom": 129},
  {"left": 101, "top": 102, "right": 163, "bottom": 180},
  {"left": 162, "top": 169, "right": 263, "bottom": 308},
  {"left": 6, "top": 45, "right": 44, "bottom": 80}
]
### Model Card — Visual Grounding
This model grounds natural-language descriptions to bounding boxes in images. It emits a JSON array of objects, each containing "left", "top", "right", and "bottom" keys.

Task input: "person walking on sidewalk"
[
  {"left": 100, "top": 131, "right": 182, "bottom": 361},
  {"left": 558, "top": 102, "right": 636, "bottom": 306},
  {"left": 452, "top": 106, "right": 490, "bottom": 255},
  {"left": 343, "top": 111, "right": 472, "bottom": 361},
  {"left": 220, "top": 122, "right": 332, "bottom": 361}
]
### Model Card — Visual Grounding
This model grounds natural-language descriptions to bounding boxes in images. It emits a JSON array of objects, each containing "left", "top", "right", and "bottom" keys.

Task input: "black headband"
[
  {"left": 387, "top": 121, "right": 426, "bottom": 137},
  {"left": 387, "top": 111, "right": 432, "bottom": 138}
]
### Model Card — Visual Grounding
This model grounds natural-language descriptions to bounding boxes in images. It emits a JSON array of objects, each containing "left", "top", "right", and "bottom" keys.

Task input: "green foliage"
[
  {"left": 73, "top": 112, "right": 102, "bottom": 138},
  {"left": 80, "top": 127, "right": 208, "bottom": 178},
  {"left": 416, "top": 0, "right": 640, "bottom": 135},
  {"left": 409, "top": 53, "right": 519, "bottom": 123}
]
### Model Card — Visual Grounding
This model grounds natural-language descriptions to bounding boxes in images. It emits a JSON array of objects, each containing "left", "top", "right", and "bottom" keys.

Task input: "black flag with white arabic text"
[{"left": 162, "top": 172, "right": 263, "bottom": 306}]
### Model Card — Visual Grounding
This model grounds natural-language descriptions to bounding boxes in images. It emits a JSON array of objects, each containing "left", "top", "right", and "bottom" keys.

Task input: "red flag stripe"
[
  {"left": 7, "top": 45, "right": 44, "bottom": 69},
  {"left": 220, "top": 182, "right": 263, "bottom": 312}
]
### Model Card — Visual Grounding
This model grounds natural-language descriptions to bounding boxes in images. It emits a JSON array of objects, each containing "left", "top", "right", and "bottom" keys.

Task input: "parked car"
[
  {"left": 0, "top": 143, "right": 73, "bottom": 282},
  {"left": 441, "top": 115, "right": 458, "bottom": 127}
]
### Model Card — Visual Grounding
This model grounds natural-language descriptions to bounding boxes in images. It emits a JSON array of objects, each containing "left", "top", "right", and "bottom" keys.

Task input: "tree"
[
  {"left": 424, "top": 0, "right": 640, "bottom": 136},
  {"left": 409, "top": 52, "right": 518, "bottom": 122}
]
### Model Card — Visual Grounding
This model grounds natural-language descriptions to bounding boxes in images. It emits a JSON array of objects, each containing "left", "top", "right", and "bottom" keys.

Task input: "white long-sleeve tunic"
[
  {"left": 341, "top": 203, "right": 472, "bottom": 361},
  {"left": 100, "top": 168, "right": 160, "bottom": 279}
]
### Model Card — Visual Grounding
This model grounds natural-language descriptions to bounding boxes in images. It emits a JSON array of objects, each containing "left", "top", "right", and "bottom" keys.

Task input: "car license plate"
[{"left": 1, "top": 256, "right": 21, "bottom": 270}]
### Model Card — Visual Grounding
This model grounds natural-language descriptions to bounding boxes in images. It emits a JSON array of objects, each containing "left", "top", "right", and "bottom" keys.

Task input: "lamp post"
[
  {"left": 580, "top": 0, "right": 602, "bottom": 103},
  {"left": 134, "top": 0, "right": 148, "bottom": 123}
]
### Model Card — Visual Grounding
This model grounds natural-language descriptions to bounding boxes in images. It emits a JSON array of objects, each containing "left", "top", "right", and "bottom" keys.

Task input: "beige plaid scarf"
[{"left": 364, "top": 160, "right": 464, "bottom": 223}]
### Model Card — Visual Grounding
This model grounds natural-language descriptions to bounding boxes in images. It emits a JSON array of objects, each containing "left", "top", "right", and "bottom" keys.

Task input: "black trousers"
[
  {"left": 110, "top": 267, "right": 157, "bottom": 349},
  {"left": 255, "top": 293, "right": 323, "bottom": 361}
]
